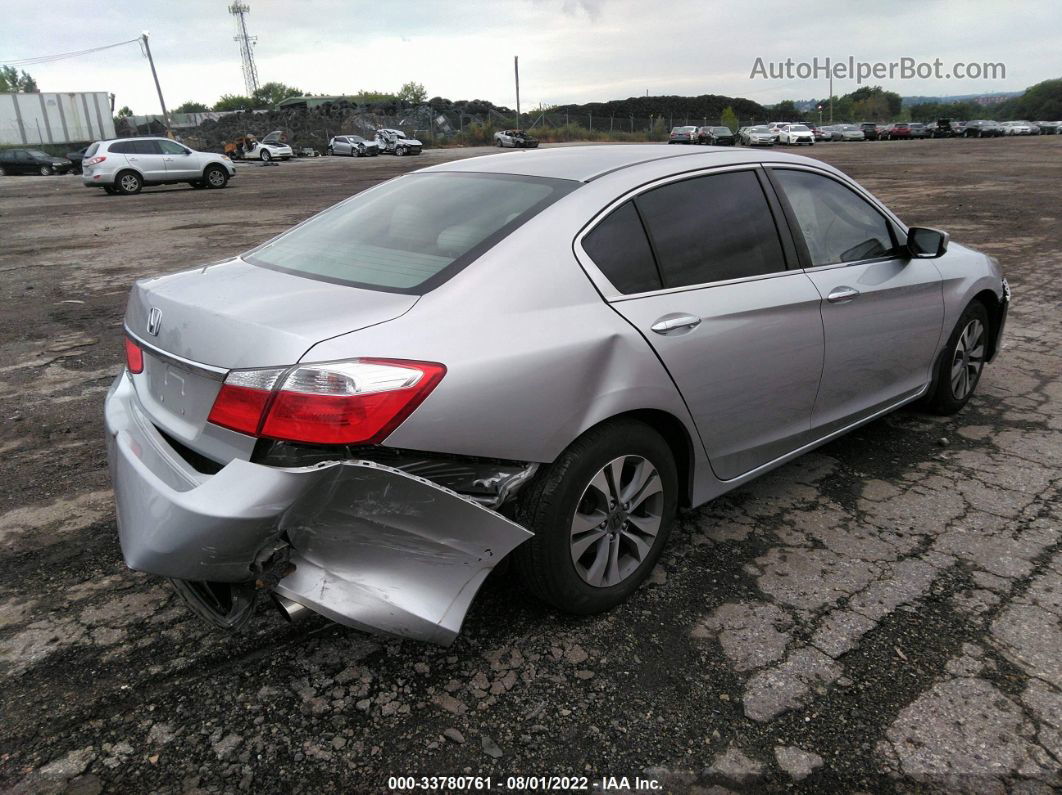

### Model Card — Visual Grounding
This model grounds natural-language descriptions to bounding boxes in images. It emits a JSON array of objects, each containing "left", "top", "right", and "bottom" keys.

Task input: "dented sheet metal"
[
  {"left": 275, "top": 464, "right": 532, "bottom": 645},
  {"left": 104, "top": 373, "right": 532, "bottom": 643}
]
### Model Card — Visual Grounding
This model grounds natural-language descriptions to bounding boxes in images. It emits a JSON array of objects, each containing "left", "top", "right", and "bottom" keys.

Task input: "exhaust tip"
[{"left": 271, "top": 594, "right": 311, "bottom": 623}]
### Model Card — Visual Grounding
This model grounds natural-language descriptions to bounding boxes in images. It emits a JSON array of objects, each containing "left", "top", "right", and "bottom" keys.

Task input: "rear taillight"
[
  {"left": 84, "top": 156, "right": 106, "bottom": 166},
  {"left": 124, "top": 338, "right": 144, "bottom": 374},
  {"left": 206, "top": 358, "right": 445, "bottom": 445}
]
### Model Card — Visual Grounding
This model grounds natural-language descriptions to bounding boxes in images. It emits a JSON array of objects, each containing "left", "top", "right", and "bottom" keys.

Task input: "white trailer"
[{"left": 0, "top": 92, "right": 116, "bottom": 146}]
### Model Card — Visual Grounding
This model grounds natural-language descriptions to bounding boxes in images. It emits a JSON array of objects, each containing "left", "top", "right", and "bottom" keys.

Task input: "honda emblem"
[{"left": 147, "top": 307, "right": 163, "bottom": 337}]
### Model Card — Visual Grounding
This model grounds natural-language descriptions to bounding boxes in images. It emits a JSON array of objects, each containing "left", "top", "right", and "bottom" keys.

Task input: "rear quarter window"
[{"left": 581, "top": 202, "right": 662, "bottom": 294}]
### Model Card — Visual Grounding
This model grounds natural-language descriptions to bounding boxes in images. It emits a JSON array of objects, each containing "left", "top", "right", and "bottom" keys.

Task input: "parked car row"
[
  {"left": 326, "top": 128, "right": 424, "bottom": 157},
  {"left": 667, "top": 126, "right": 736, "bottom": 145}
]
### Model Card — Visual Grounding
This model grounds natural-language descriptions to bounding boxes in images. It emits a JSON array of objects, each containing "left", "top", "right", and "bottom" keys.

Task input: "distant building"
[{"left": 1, "top": 91, "right": 116, "bottom": 146}]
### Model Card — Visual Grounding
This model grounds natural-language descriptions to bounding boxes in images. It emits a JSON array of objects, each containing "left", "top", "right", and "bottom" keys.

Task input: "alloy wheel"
[
  {"left": 950, "top": 318, "right": 985, "bottom": 400},
  {"left": 570, "top": 455, "right": 663, "bottom": 588},
  {"left": 120, "top": 173, "right": 140, "bottom": 192}
]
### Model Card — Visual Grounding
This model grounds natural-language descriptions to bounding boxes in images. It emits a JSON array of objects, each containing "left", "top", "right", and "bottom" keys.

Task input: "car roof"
[{"left": 418, "top": 144, "right": 845, "bottom": 183}]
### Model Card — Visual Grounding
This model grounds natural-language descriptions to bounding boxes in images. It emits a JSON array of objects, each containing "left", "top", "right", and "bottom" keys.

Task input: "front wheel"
[
  {"left": 39, "top": 165, "right": 53, "bottom": 176},
  {"left": 260, "top": 149, "right": 271, "bottom": 162},
  {"left": 514, "top": 419, "right": 677, "bottom": 614},
  {"left": 397, "top": 146, "right": 407, "bottom": 156},
  {"left": 203, "top": 165, "right": 229, "bottom": 189},
  {"left": 922, "top": 301, "right": 990, "bottom": 415}
]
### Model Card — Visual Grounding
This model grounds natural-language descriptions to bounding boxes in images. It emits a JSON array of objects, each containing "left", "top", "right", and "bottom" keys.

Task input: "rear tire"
[
  {"left": 921, "top": 301, "right": 990, "bottom": 415},
  {"left": 115, "top": 170, "right": 142, "bottom": 195},
  {"left": 513, "top": 419, "right": 677, "bottom": 614}
]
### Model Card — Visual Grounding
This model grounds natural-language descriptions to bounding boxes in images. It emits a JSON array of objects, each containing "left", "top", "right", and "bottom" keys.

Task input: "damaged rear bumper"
[{"left": 104, "top": 373, "right": 533, "bottom": 645}]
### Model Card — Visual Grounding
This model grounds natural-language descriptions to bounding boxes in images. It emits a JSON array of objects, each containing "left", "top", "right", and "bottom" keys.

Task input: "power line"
[{"left": 1, "top": 37, "right": 142, "bottom": 67}]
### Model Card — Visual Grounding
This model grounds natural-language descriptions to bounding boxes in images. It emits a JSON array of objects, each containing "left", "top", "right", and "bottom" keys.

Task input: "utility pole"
[
  {"left": 141, "top": 32, "right": 170, "bottom": 134},
  {"left": 514, "top": 56, "right": 521, "bottom": 128},
  {"left": 829, "top": 73, "right": 833, "bottom": 124}
]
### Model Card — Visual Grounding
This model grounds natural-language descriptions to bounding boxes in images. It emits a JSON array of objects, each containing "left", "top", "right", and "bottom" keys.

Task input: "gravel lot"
[{"left": 1, "top": 138, "right": 1060, "bottom": 793}]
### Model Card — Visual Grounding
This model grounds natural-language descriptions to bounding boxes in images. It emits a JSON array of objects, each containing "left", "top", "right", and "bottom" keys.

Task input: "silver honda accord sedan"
[{"left": 105, "top": 145, "right": 1009, "bottom": 644}]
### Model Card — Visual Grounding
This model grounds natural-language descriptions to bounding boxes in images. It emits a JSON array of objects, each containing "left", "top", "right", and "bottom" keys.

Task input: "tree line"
[{"left": 4, "top": 62, "right": 1058, "bottom": 125}]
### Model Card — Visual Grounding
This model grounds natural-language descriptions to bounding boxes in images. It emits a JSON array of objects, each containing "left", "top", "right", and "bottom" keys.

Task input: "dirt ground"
[{"left": 0, "top": 138, "right": 1060, "bottom": 794}]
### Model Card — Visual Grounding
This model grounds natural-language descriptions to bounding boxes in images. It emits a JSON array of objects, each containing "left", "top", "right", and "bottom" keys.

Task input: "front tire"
[
  {"left": 39, "top": 165, "right": 53, "bottom": 176},
  {"left": 260, "top": 149, "right": 271, "bottom": 162},
  {"left": 922, "top": 301, "right": 990, "bottom": 415},
  {"left": 203, "top": 165, "right": 228, "bottom": 189},
  {"left": 514, "top": 419, "right": 677, "bottom": 614}
]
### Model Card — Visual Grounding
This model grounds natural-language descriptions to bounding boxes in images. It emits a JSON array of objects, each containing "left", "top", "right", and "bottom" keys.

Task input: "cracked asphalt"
[{"left": 0, "top": 138, "right": 1059, "bottom": 793}]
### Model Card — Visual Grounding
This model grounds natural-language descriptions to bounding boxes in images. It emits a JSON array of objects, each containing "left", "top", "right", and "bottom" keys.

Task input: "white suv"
[{"left": 81, "top": 137, "right": 236, "bottom": 195}]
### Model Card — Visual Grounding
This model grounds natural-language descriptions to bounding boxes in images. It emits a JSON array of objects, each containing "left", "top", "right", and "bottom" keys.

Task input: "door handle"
[
  {"left": 650, "top": 314, "right": 701, "bottom": 335},
  {"left": 827, "top": 286, "right": 860, "bottom": 303}
]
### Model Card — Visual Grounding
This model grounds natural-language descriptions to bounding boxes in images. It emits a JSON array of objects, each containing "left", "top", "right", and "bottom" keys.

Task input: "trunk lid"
[
  {"left": 125, "top": 258, "right": 418, "bottom": 369},
  {"left": 125, "top": 258, "right": 418, "bottom": 460}
]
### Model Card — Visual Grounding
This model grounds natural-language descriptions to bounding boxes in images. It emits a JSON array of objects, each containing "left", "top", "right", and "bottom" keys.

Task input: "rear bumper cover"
[{"left": 104, "top": 373, "right": 533, "bottom": 644}]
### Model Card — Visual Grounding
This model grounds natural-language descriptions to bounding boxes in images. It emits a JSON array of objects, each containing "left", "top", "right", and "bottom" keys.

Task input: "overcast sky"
[{"left": 2, "top": 0, "right": 1058, "bottom": 113}]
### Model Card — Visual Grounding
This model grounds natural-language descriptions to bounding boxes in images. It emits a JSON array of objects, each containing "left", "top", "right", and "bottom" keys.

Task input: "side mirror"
[{"left": 907, "top": 226, "right": 949, "bottom": 259}]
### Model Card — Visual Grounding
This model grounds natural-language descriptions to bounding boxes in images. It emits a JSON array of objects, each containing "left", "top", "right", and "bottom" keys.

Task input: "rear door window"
[
  {"left": 581, "top": 202, "right": 662, "bottom": 294},
  {"left": 245, "top": 172, "right": 578, "bottom": 293},
  {"left": 132, "top": 140, "right": 162, "bottom": 155},
  {"left": 158, "top": 140, "right": 188, "bottom": 154},
  {"left": 635, "top": 170, "right": 787, "bottom": 287},
  {"left": 109, "top": 141, "right": 134, "bottom": 154}
]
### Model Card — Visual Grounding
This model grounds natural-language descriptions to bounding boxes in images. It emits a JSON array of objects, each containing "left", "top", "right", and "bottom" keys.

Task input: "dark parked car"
[
  {"left": 860, "top": 122, "right": 881, "bottom": 140},
  {"left": 926, "top": 119, "right": 957, "bottom": 138},
  {"left": 695, "top": 126, "right": 734, "bottom": 145},
  {"left": 65, "top": 145, "right": 91, "bottom": 174},
  {"left": 963, "top": 120, "right": 1004, "bottom": 138},
  {"left": 0, "top": 148, "right": 73, "bottom": 176}
]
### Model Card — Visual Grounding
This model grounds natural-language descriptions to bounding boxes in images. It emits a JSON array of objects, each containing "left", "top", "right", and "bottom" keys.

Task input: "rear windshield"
[{"left": 244, "top": 172, "right": 578, "bottom": 293}]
